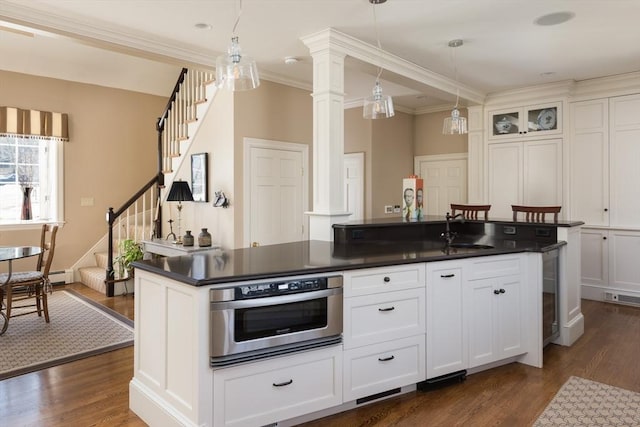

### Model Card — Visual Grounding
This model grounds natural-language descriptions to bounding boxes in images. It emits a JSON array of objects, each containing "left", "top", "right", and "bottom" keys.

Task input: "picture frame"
[{"left": 190, "top": 153, "right": 208, "bottom": 202}]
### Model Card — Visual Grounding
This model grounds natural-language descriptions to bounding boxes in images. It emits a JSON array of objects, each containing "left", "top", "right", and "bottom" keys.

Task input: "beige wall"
[
  {"left": 414, "top": 108, "right": 468, "bottom": 156},
  {"left": 0, "top": 70, "right": 165, "bottom": 272},
  {"left": 371, "top": 111, "right": 415, "bottom": 218}
]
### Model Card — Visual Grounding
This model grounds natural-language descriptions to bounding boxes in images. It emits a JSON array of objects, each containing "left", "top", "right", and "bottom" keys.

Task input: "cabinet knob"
[
  {"left": 378, "top": 355, "right": 395, "bottom": 362},
  {"left": 604, "top": 208, "right": 608, "bottom": 212},
  {"left": 494, "top": 289, "right": 500, "bottom": 295},
  {"left": 500, "top": 288, "right": 506, "bottom": 294},
  {"left": 383, "top": 276, "right": 391, "bottom": 283},
  {"left": 603, "top": 236, "right": 607, "bottom": 240}
]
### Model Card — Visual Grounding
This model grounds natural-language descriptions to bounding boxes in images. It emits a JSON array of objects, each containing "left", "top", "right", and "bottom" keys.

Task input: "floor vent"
[{"left": 604, "top": 291, "right": 640, "bottom": 307}]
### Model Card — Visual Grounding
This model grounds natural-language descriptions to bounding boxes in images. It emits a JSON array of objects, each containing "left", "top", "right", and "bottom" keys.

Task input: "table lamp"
[{"left": 166, "top": 180, "right": 194, "bottom": 244}]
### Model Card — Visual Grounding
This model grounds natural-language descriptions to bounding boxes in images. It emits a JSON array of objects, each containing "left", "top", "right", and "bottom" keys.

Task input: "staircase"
[{"left": 76, "top": 68, "right": 217, "bottom": 296}]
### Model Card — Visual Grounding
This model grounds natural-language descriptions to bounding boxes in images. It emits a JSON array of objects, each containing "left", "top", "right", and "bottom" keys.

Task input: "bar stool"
[
  {"left": 450, "top": 204, "right": 491, "bottom": 220},
  {"left": 511, "top": 205, "right": 561, "bottom": 222}
]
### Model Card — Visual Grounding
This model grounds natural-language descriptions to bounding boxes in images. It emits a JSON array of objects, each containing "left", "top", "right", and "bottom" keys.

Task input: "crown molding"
[
  {"left": 484, "top": 80, "right": 575, "bottom": 106},
  {"left": 302, "top": 28, "right": 486, "bottom": 106},
  {"left": 570, "top": 71, "right": 640, "bottom": 102}
]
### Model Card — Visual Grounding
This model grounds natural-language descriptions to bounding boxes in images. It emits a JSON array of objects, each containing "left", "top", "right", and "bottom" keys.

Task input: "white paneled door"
[
  {"left": 415, "top": 155, "right": 467, "bottom": 217},
  {"left": 344, "top": 152, "right": 364, "bottom": 221},
  {"left": 245, "top": 139, "right": 308, "bottom": 247}
]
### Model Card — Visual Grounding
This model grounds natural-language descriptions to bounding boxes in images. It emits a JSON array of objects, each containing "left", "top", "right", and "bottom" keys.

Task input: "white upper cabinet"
[{"left": 488, "top": 102, "right": 562, "bottom": 141}]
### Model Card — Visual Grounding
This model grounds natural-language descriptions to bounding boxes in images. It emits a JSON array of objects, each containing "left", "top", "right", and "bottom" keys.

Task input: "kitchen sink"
[{"left": 448, "top": 243, "right": 494, "bottom": 249}]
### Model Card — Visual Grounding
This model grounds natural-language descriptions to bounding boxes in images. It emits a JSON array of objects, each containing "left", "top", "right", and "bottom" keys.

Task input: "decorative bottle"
[
  {"left": 182, "top": 230, "right": 194, "bottom": 247},
  {"left": 198, "top": 228, "right": 212, "bottom": 247}
]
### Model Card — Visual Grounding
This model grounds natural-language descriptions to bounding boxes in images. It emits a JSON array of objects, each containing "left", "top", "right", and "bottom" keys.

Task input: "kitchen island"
[{"left": 130, "top": 216, "right": 583, "bottom": 427}]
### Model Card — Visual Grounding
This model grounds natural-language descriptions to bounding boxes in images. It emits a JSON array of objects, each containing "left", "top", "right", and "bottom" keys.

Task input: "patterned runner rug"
[
  {"left": 0, "top": 289, "right": 133, "bottom": 380},
  {"left": 534, "top": 376, "right": 640, "bottom": 426}
]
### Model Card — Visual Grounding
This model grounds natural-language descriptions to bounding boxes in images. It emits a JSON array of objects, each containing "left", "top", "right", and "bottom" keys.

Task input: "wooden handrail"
[{"left": 157, "top": 68, "right": 188, "bottom": 133}]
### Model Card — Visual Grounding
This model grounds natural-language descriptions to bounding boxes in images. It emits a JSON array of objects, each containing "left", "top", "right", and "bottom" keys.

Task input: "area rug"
[
  {"left": 534, "top": 376, "right": 640, "bottom": 426},
  {"left": 0, "top": 289, "right": 134, "bottom": 380}
]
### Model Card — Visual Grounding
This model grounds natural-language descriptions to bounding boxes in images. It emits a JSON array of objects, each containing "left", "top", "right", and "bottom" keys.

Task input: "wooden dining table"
[{"left": 0, "top": 246, "right": 42, "bottom": 335}]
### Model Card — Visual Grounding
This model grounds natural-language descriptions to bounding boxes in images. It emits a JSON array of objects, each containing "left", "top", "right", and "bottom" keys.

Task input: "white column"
[
  {"left": 466, "top": 105, "right": 485, "bottom": 203},
  {"left": 302, "top": 30, "right": 352, "bottom": 241}
]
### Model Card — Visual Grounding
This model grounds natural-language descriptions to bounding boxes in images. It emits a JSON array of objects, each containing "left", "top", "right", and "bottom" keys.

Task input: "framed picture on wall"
[{"left": 191, "top": 153, "right": 208, "bottom": 202}]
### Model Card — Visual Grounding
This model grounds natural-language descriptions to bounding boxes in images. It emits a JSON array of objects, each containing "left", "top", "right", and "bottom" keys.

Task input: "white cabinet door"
[
  {"left": 488, "top": 142, "right": 523, "bottom": 218},
  {"left": 488, "top": 102, "right": 562, "bottom": 141},
  {"left": 466, "top": 275, "right": 524, "bottom": 368},
  {"left": 608, "top": 230, "right": 640, "bottom": 292},
  {"left": 523, "top": 139, "right": 562, "bottom": 206},
  {"left": 569, "top": 99, "right": 609, "bottom": 226},
  {"left": 426, "top": 262, "right": 467, "bottom": 379},
  {"left": 609, "top": 94, "right": 640, "bottom": 228},
  {"left": 580, "top": 228, "right": 609, "bottom": 286}
]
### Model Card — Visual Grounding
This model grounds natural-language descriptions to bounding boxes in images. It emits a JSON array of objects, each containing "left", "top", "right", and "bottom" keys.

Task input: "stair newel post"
[{"left": 106, "top": 207, "right": 116, "bottom": 297}]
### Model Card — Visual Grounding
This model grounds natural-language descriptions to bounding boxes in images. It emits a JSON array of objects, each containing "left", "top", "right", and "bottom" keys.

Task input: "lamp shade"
[
  {"left": 216, "top": 36, "right": 260, "bottom": 91},
  {"left": 363, "top": 81, "right": 395, "bottom": 119},
  {"left": 442, "top": 107, "right": 468, "bottom": 135},
  {"left": 167, "top": 181, "right": 194, "bottom": 202}
]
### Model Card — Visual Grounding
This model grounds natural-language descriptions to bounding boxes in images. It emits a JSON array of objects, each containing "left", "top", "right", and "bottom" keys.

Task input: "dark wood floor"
[{"left": 1, "top": 283, "right": 639, "bottom": 427}]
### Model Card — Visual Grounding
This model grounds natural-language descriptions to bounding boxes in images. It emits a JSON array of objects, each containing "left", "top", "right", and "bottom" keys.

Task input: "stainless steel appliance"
[
  {"left": 209, "top": 275, "right": 343, "bottom": 366},
  {"left": 542, "top": 248, "right": 560, "bottom": 346}
]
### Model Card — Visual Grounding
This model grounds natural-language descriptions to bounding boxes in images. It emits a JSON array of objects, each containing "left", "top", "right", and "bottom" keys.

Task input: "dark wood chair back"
[
  {"left": 511, "top": 205, "right": 561, "bottom": 222},
  {"left": 450, "top": 204, "right": 491, "bottom": 220}
]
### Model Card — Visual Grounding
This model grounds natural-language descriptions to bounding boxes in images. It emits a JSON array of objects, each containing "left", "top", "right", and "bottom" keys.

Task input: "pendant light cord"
[
  {"left": 372, "top": 3, "right": 383, "bottom": 81},
  {"left": 232, "top": 0, "right": 243, "bottom": 36}
]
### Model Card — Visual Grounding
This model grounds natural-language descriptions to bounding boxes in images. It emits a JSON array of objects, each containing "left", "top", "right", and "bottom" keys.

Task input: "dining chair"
[
  {"left": 1, "top": 224, "right": 58, "bottom": 322},
  {"left": 511, "top": 205, "right": 561, "bottom": 222},
  {"left": 450, "top": 203, "right": 492, "bottom": 220}
]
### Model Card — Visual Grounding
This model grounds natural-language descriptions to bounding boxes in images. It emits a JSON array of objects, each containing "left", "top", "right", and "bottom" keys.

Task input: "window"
[{"left": 0, "top": 135, "right": 63, "bottom": 224}]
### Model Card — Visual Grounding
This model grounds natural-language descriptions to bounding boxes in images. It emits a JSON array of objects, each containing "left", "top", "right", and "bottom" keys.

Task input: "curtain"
[{"left": 0, "top": 106, "right": 69, "bottom": 141}]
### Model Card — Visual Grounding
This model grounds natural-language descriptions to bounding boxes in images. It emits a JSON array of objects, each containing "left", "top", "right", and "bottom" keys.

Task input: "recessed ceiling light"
[
  {"left": 194, "top": 23, "right": 212, "bottom": 30},
  {"left": 284, "top": 56, "right": 299, "bottom": 65},
  {"left": 534, "top": 11, "right": 575, "bottom": 26},
  {"left": 540, "top": 72, "right": 556, "bottom": 77}
]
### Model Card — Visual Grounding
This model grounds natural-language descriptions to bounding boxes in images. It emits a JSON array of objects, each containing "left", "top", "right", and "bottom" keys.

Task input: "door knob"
[{"left": 252, "top": 242, "right": 260, "bottom": 247}]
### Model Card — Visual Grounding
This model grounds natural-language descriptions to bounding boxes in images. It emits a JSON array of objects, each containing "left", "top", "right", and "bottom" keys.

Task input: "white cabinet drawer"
[
  {"left": 466, "top": 255, "right": 522, "bottom": 280},
  {"left": 344, "top": 288, "right": 425, "bottom": 349},
  {"left": 213, "top": 346, "right": 342, "bottom": 427},
  {"left": 343, "top": 335, "right": 425, "bottom": 402},
  {"left": 343, "top": 264, "right": 425, "bottom": 297}
]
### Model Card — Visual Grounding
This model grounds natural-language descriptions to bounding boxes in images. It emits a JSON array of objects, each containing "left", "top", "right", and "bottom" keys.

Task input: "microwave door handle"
[{"left": 210, "top": 287, "right": 342, "bottom": 310}]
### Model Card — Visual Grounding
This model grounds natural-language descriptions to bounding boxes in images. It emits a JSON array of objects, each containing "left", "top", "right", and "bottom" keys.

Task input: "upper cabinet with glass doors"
[{"left": 488, "top": 102, "right": 562, "bottom": 140}]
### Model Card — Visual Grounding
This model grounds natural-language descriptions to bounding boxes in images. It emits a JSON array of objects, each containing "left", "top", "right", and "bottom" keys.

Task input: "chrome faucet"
[{"left": 441, "top": 212, "right": 465, "bottom": 246}]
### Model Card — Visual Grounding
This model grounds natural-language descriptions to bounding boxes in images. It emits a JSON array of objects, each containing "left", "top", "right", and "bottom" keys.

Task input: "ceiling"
[{"left": 1, "top": 0, "right": 639, "bottom": 112}]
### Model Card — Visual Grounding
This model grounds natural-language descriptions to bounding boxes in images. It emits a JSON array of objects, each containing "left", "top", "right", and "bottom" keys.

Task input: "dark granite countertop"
[
  {"left": 332, "top": 215, "right": 584, "bottom": 228},
  {"left": 132, "top": 238, "right": 566, "bottom": 287}
]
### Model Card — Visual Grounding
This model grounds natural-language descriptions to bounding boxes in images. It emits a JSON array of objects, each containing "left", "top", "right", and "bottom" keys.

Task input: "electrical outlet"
[
  {"left": 384, "top": 205, "right": 393, "bottom": 214},
  {"left": 393, "top": 205, "right": 401, "bottom": 213}
]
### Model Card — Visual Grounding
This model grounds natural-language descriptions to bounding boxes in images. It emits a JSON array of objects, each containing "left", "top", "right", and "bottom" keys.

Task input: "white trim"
[
  {"left": 243, "top": 138, "right": 310, "bottom": 248},
  {"left": 413, "top": 152, "right": 468, "bottom": 174}
]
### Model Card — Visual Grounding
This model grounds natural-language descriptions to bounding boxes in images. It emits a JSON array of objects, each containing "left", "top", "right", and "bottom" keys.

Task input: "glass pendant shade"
[
  {"left": 216, "top": 36, "right": 260, "bottom": 91},
  {"left": 442, "top": 107, "right": 468, "bottom": 135},
  {"left": 363, "top": 81, "right": 395, "bottom": 119}
]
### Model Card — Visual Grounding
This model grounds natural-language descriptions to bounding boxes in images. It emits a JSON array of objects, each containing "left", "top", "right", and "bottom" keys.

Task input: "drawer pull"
[
  {"left": 383, "top": 276, "right": 391, "bottom": 283},
  {"left": 378, "top": 306, "right": 395, "bottom": 312},
  {"left": 440, "top": 273, "right": 455, "bottom": 278},
  {"left": 378, "top": 355, "right": 395, "bottom": 362},
  {"left": 272, "top": 379, "right": 293, "bottom": 387}
]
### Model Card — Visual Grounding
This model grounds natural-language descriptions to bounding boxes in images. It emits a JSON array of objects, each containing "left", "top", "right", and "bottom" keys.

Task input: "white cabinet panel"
[
  {"left": 569, "top": 99, "right": 609, "bottom": 226},
  {"left": 426, "top": 263, "right": 467, "bottom": 379},
  {"left": 344, "top": 288, "right": 425, "bottom": 349},
  {"left": 580, "top": 228, "right": 608, "bottom": 286},
  {"left": 343, "top": 335, "right": 425, "bottom": 401},
  {"left": 488, "top": 142, "right": 522, "bottom": 218},
  {"left": 343, "top": 264, "right": 425, "bottom": 297},
  {"left": 523, "top": 139, "right": 562, "bottom": 206},
  {"left": 488, "top": 102, "right": 562, "bottom": 140},
  {"left": 608, "top": 230, "right": 640, "bottom": 292},
  {"left": 213, "top": 346, "right": 342, "bottom": 427}
]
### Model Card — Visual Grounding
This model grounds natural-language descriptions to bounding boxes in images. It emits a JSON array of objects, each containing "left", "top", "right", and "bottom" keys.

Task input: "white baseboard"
[
  {"left": 582, "top": 283, "right": 640, "bottom": 302},
  {"left": 49, "top": 269, "right": 74, "bottom": 284}
]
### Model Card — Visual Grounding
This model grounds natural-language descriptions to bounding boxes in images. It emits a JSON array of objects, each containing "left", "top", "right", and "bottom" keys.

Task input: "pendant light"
[
  {"left": 442, "top": 39, "right": 468, "bottom": 135},
  {"left": 216, "top": 0, "right": 260, "bottom": 91},
  {"left": 363, "top": 0, "right": 394, "bottom": 119}
]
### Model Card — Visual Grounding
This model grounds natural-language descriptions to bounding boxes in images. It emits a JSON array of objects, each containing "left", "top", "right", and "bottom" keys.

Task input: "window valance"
[{"left": 0, "top": 106, "right": 69, "bottom": 141}]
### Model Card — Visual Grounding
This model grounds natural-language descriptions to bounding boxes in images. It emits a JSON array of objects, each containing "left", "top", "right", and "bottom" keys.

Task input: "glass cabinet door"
[
  {"left": 490, "top": 109, "right": 520, "bottom": 138},
  {"left": 526, "top": 105, "right": 558, "bottom": 134}
]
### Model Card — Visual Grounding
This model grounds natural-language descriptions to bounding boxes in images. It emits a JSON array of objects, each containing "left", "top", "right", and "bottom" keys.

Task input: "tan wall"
[
  {"left": 371, "top": 111, "right": 415, "bottom": 218},
  {"left": 344, "top": 107, "right": 373, "bottom": 218},
  {"left": 0, "top": 70, "right": 165, "bottom": 272},
  {"left": 414, "top": 108, "right": 468, "bottom": 156},
  {"left": 233, "top": 80, "right": 313, "bottom": 247}
]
